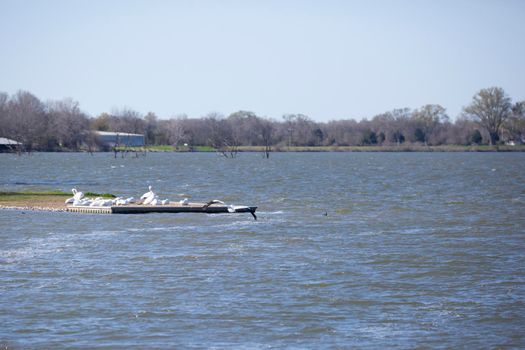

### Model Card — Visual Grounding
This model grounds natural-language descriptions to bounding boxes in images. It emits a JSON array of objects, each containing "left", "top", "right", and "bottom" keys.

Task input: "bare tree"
[
  {"left": 3, "top": 87, "right": 525, "bottom": 152},
  {"left": 47, "top": 98, "right": 89, "bottom": 150},
  {"left": 370, "top": 109, "right": 410, "bottom": 145},
  {"left": 0, "top": 92, "right": 9, "bottom": 138},
  {"left": 110, "top": 108, "right": 145, "bottom": 134},
  {"left": 165, "top": 118, "right": 187, "bottom": 148},
  {"left": 7, "top": 91, "right": 48, "bottom": 152},
  {"left": 412, "top": 104, "right": 449, "bottom": 145},
  {"left": 227, "top": 111, "right": 260, "bottom": 146},
  {"left": 257, "top": 117, "right": 274, "bottom": 158},
  {"left": 321, "top": 119, "right": 359, "bottom": 146},
  {"left": 505, "top": 101, "right": 525, "bottom": 144},
  {"left": 205, "top": 112, "right": 238, "bottom": 158},
  {"left": 464, "top": 87, "right": 512, "bottom": 145}
]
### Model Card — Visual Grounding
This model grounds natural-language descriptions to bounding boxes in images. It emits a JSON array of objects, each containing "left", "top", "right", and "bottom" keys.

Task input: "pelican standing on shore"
[{"left": 66, "top": 188, "right": 84, "bottom": 204}]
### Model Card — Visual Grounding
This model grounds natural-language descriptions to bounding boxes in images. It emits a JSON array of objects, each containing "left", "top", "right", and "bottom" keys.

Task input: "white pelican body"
[
  {"left": 140, "top": 186, "right": 154, "bottom": 200},
  {"left": 143, "top": 193, "right": 157, "bottom": 205},
  {"left": 90, "top": 198, "right": 103, "bottom": 206},
  {"left": 228, "top": 205, "right": 250, "bottom": 213},
  {"left": 66, "top": 188, "right": 84, "bottom": 204},
  {"left": 74, "top": 198, "right": 92, "bottom": 206},
  {"left": 100, "top": 199, "right": 113, "bottom": 206},
  {"left": 72, "top": 188, "right": 84, "bottom": 201},
  {"left": 141, "top": 186, "right": 160, "bottom": 205}
]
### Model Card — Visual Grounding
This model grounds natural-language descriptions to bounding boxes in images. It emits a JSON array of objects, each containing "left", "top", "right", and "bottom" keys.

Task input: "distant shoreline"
[
  {"left": 217, "top": 145, "right": 525, "bottom": 153},
  {"left": 2, "top": 145, "right": 525, "bottom": 154}
]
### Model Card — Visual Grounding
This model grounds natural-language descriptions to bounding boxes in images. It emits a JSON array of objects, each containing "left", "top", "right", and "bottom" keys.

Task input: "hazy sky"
[{"left": 1, "top": 0, "right": 524, "bottom": 121}]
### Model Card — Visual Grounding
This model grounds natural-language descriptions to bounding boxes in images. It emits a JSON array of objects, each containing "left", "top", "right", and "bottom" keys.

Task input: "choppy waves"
[{"left": 1, "top": 152, "right": 525, "bottom": 348}]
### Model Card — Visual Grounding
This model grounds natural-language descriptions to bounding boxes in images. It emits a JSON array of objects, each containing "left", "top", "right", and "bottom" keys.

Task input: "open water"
[{"left": 0, "top": 152, "right": 524, "bottom": 349}]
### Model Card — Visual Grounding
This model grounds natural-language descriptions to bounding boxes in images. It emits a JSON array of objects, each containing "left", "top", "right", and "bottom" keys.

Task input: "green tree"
[
  {"left": 414, "top": 128, "right": 425, "bottom": 143},
  {"left": 470, "top": 130, "right": 483, "bottom": 145},
  {"left": 361, "top": 130, "right": 377, "bottom": 145},
  {"left": 464, "top": 87, "right": 512, "bottom": 145},
  {"left": 312, "top": 128, "right": 324, "bottom": 145},
  {"left": 91, "top": 113, "right": 110, "bottom": 131}
]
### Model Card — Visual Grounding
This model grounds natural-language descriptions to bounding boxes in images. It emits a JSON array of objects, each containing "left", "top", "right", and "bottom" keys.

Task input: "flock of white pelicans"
[{"left": 64, "top": 186, "right": 186, "bottom": 207}]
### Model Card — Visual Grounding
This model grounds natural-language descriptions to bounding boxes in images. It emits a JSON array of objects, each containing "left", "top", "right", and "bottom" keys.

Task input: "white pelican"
[
  {"left": 227, "top": 205, "right": 250, "bottom": 213},
  {"left": 101, "top": 199, "right": 113, "bottom": 206},
  {"left": 90, "top": 198, "right": 102, "bottom": 206},
  {"left": 114, "top": 197, "right": 126, "bottom": 205},
  {"left": 179, "top": 198, "right": 189, "bottom": 205},
  {"left": 66, "top": 188, "right": 84, "bottom": 204},
  {"left": 140, "top": 186, "right": 154, "bottom": 200},
  {"left": 75, "top": 198, "right": 92, "bottom": 206},
  {"left": 143, "top": 193, "right": 157, "bottom": 205},
  {"left": 72, "top": 188, "right": 84, "bottom": 201}
]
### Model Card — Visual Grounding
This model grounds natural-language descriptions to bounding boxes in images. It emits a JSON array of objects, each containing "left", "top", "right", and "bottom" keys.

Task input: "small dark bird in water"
[{"left": 323, "top": 211, "right": 328, "bottom": 216}]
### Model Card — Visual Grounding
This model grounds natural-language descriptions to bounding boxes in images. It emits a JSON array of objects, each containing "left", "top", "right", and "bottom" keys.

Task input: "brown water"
[{"left": 0, "top": 152, "right": 524, "bottom": 348}]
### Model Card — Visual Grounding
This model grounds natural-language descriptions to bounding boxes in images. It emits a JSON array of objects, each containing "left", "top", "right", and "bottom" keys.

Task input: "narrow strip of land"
[
  {"left": 0, "top": 191, "right": 113, "bottom": 212},
  {"left": 117, "top": 144, "right": 525, "bottom": 152}
]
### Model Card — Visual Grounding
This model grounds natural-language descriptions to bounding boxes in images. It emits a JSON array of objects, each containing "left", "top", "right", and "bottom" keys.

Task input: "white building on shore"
[
  {"left": 93, "top": 131, "right": 145, "bottom": 147},
  {"left": 0, "top": 137, "right": 22, "bottom": 152}
]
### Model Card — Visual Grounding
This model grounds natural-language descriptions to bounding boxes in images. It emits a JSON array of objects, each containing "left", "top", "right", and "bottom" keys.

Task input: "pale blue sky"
[{"left": 1, "top": 0, "right": 524, "bottom": 121}]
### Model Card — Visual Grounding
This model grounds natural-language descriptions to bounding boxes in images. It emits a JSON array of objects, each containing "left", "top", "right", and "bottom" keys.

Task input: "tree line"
[{"left": 0, "top": 87, "right": 523, "bottom": 152}]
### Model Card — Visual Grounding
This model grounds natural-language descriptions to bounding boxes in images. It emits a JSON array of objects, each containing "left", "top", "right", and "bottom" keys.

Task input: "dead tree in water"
[
  {"left": 259, "top": 119, "right": 273, "bottom": 159},
  {"left": 211, "top": 138, "right": 239, "bottom": 158},
  {"left": 206, "top": 113, "right": 239, "bottom": 158}
]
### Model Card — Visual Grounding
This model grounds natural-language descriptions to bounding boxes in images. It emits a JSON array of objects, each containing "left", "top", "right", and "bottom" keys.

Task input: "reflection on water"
[{"left": 1, "top": 152, "right": 524, "bottom": 348}]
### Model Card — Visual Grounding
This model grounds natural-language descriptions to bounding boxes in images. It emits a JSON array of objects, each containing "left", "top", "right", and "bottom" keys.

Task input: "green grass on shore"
[
  {"left": 115, "top": 145, "right": 216, "bottom": 152},
  {"left": 115, "top": 144, "right": 525, "bottom": 153},
  {"left": 84, "top": 192, "right": 116, "bottom": 198},
  {"left": 0, "top": 190, "right": 115, "bottom": 201},
  {"left": 235, "top": 144, "right": 525, "bottom": 152}
]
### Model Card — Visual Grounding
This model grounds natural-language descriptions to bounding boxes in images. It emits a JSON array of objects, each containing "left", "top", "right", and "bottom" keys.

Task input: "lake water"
[{"left": 0, "top": 152, "right": 524, "bottom": 349}]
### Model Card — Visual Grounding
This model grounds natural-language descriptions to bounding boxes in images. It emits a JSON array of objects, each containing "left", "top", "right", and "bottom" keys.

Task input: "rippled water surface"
[{"left": 1, "top": 152, "right": 524, "bottom": 349}]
